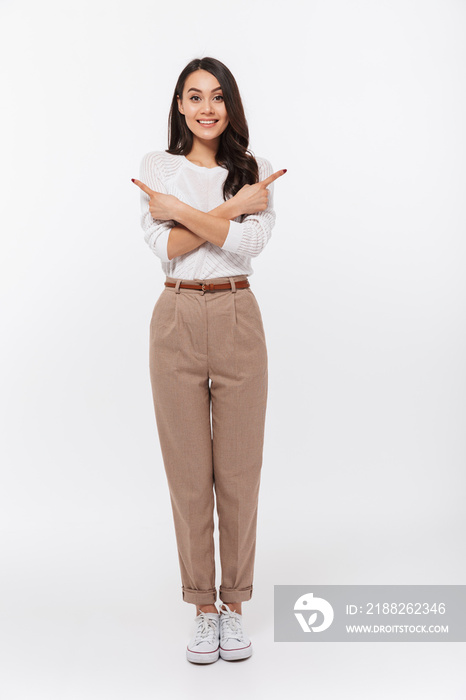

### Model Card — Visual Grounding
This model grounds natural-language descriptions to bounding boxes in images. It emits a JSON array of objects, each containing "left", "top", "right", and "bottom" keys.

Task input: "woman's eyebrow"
[{"left": 187, "top": 86, "right": 223, "bottom": 93}]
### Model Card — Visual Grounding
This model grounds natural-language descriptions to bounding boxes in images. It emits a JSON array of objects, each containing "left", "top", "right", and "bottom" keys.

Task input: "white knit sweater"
[{"left": 139, "top": 150, "right": 276, "bottom": 280}]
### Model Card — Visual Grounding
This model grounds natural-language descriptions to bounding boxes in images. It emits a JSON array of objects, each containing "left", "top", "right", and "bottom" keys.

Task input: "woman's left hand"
[{"left": 131, "top": 178, "right": 179, "bottom": 220}]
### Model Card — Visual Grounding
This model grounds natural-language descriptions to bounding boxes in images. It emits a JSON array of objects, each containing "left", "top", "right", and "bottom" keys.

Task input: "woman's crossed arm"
[{"left": 132, "top": 169, "right": 286, "bottom": 260}]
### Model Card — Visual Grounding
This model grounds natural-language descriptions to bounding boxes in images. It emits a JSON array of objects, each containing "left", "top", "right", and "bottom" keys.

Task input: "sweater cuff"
[
  {"left": 154, "top": 228, "right": 171, "bottom": 262},
  {"left": 221, "top": 220, "right": 243, "bottom": 254}
]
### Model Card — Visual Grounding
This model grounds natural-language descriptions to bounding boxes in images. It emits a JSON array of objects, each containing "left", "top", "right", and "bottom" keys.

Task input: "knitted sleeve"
[
  {"left": 220, "top": 157, "right": 277, "bottom": 257},
  {"left": 139, "top": 152, "right": 175, "bottom": 263}
]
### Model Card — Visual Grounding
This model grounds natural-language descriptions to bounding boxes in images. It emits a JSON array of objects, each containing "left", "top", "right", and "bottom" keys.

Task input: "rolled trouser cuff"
[
  {"left": 182, "top": 586, "right": 218, "bottom": 605},
  {"left": 219, "top": 585, "right": 253, "bottom": 603}
]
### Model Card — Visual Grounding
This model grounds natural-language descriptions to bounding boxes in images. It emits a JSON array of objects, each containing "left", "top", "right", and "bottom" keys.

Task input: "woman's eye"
[{"left": 189, "top": 95, "right": 223, "bottom": 102}]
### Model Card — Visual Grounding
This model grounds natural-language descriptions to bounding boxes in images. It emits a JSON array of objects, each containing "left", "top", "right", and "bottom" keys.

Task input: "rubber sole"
[
  {"left": 186, "top": 646, "right": 220, "bottom": 664},
  {"left": 219, "top": 643, "right": 253, "bottom": 661}
]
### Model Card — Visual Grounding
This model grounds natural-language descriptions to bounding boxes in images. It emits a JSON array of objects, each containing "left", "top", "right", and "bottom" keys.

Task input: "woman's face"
[{"left": 177, "top": 69, "right": 229, "bottom": 143}]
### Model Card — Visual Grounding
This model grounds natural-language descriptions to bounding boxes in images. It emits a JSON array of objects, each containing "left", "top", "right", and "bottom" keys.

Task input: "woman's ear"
[{"left": 177, "top": 95, "right": 184, "bottom": 115}]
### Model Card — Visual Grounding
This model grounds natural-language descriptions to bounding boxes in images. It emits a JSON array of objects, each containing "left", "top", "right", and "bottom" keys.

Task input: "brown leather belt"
[{"left": 165, "top": 280, "right": 250, "bottom": 292}]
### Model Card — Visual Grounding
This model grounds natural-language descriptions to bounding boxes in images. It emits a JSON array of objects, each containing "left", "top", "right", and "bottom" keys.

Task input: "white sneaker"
[
  {"left": 219, "top": 603, "right": 253, "bottom": 661},
  {"left": 186, "top": 611, "right": 220, "bottom": 664}
]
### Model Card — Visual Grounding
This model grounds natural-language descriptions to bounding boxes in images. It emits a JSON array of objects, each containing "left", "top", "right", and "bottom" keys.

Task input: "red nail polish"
[
  {"left": 131, "top": 178, "right": 135, "bottom": 182},
  {"left": 282, "top": 169, "right": 287, "bottom": 174}
]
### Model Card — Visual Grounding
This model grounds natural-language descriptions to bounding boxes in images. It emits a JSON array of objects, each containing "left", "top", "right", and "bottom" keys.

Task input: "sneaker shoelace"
[
  {"left": 193, "top": 611, "right": 219, "bottom": 646},
  {"left": 220, "top": 605, "right": 245, "bottom": 643}
]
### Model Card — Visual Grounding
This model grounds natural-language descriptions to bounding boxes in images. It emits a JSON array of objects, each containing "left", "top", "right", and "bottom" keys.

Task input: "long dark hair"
[{"left": 166, "top": 57, "right": 259, "bottom": 200}]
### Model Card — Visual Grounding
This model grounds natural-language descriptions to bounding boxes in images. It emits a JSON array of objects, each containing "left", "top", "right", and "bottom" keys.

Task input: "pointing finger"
[
  {"left": 260, "top": 169, "right": 287, "bottom": 188},
  {"left": 131, "top": 178, "right": 154, "bottom": 196}
]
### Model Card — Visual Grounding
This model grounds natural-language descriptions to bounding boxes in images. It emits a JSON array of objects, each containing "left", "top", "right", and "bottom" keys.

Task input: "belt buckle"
[{"left": 201, "top": 283, "right": 214, "bottom": 292}]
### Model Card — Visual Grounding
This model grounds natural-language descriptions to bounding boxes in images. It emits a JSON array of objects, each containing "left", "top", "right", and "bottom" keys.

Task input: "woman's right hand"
[{"left": 232, "top": 169, "right": 287, "bottom": 216}]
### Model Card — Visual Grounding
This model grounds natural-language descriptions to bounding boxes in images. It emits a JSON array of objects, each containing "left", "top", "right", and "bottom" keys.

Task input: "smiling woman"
[
  {"left": 132, "top": 56, "right": 286, "bottom": 665},
  {"left": 178, "top": 78, "right": 229, "bottom": 149}
]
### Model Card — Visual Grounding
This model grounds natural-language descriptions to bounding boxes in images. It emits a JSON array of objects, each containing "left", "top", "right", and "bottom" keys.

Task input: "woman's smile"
[{"left": 197, "top": 119, "right": 219, "bottom": 128}]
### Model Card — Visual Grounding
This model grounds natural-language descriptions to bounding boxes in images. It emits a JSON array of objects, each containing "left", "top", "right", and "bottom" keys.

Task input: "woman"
[{"left": 132, "top": 56, "right": 285, "bottom": 664}]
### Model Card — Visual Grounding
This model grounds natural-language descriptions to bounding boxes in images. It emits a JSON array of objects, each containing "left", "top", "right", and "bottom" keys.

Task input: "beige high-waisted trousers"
[{"left": 149, "top": 274, "right": 268, "bottom": 605}]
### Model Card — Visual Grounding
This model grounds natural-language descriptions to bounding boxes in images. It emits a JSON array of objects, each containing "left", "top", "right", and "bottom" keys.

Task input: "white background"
[{"left": 1, "top": 0, "right": 465, "bottom": 697}]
